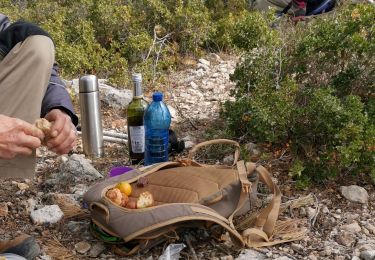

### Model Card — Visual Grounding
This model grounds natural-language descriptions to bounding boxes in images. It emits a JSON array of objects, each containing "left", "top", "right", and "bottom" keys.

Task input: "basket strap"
[
  {"left": 112, "top": 244, "right": 141, "bottom": 256},
  {"left": 254, "top": 165, "right": 281, "bottom": 236},
  {"left": 228, "top": 187, "right": 249, "bottom": 230},
  {"left": 188, "top": 139, "right": 240, "bottom": 166},
  {"left": 237, "top": 160, "right": 252, "bottom": 193},
  {"left": 240, "top": 164, "right": 282, "bottom": 247},
  {"left": 138, "top": 161, "right": 181, "bottom": 174},
  {"left": 228, "top": 161, "right": 255, "bottom": 228},
  {"left": 227, "top": 162, "right": 282, "bottom": 246}
]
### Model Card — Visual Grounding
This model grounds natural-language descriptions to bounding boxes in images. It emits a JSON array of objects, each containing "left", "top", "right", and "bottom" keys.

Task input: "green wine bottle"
[{"left": 127, "top": 73, "right": 148, "bottom": 164}]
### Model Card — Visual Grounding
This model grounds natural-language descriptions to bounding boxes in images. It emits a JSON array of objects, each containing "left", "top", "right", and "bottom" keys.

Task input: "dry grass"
[
  {"left": 237, "top": 194, "right": 312, "bottom": 247},
  {"left": 60, "top": 204, "right": 89, "bottom": 219},
  {"left": 53, "top": 196, "right": 90, "bottom": 219},
  {"left": 42, "top": 237, "right": 75, "bottom": 260}
]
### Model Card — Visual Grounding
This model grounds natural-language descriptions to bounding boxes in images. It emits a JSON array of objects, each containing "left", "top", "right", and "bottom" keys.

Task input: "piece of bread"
[
  {"left": 106, "top": 188, "right": 123, "bottom": 206},
  {"left": 34, "top": 118, "right": 52, "bottom": 136},
  {"left": 34, "top": 118, "right": 52, "bottom": 145},
  {"left": 136, "top": 191, "right": 154, "bottom": 209}
]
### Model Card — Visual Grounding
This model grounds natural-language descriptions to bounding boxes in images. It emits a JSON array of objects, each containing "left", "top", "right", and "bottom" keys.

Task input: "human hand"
[
  {"left": 44, "top": 109, "right": 77, "bottom": 155},
  {"left": 292, "top": 15, "right": 307, "bottom": 24},
  {"left": 0, "top": 115, "right": 44, "bottom": 159}
]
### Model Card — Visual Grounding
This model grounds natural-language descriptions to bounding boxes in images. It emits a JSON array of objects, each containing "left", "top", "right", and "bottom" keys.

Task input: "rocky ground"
[{"left": 0, "top": 54, "right": 374, "bottom": 260}]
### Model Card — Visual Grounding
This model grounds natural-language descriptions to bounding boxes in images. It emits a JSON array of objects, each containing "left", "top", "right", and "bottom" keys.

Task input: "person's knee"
[{"left": 23, "top": 35, "right": 54, "bottom": 70}]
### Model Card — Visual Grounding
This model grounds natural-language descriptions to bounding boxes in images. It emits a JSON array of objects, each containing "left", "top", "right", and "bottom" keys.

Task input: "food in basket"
[
  {"left": 106, "top": 189, "right": 154, "bottom": 209},
  {"left": 126, "top": 198, "right": 137, "bottom": 209},
  {"left": 106, "top": 188, "right": 123, "bottom": 205},
  {"left": 136, "top": 177, "right": 149, "bottom": 188},
  {"left": 116, "top": 181, "right": 132, "bottom": 196},
  {"left": 121, "top": 193, "right": 129, "bottom": 207},
  {"left": 137, "top": 191, "right": 154, "bottom": 209}
]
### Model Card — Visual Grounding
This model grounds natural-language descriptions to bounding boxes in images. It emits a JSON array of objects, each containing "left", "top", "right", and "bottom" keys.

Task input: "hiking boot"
[{"left": 0, "top": 234, "right": 40, "bottom": 260}]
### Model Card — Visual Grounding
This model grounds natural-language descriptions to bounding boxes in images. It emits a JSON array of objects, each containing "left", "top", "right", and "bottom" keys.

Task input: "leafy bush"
[
  {"left": 0, "top": 0, "right": 249, "bottom": 86},
  {"left": 223, "top": 3, "right": 375, "bottom": 186},
  {"left": 205, "top": 0, "right": 249, "bottom": 51},
  {"left": 0, "top": 0, "right": 129, "bottom": 85}
]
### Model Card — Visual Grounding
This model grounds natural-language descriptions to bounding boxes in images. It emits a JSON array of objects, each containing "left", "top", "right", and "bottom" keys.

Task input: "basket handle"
[
  {"left": 90, "top": 202, "right": 110, "bottom": 224},
  {"left": 188, "top": 139, "right": 240, "bottom": 166}
]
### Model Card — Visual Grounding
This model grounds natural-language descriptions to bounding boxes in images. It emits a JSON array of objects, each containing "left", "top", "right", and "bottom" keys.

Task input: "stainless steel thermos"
[{"left": 79, "top": 75, "right": 104, "bottom": 157}]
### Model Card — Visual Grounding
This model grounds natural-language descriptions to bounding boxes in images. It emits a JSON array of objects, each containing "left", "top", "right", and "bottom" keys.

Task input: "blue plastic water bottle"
[{"left": 144, "top": 92, "right": 171, "bottom": 165}]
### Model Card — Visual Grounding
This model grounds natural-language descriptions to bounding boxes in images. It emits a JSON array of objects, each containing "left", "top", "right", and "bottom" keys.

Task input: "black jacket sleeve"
[
  {"left": 41, "top": 63, "right": 79, "bottom": 126},
  {"left": 0, "top": 20, "right": 50, "bottom": 57}
]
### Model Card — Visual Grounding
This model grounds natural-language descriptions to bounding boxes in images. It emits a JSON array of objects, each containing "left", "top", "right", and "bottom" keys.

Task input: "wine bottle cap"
[
  {"left": 132, "top": 73, "right": 143, "bottom": 96},
  {"left": 132, "top": 73, "right": 142, "bottom": 83}
]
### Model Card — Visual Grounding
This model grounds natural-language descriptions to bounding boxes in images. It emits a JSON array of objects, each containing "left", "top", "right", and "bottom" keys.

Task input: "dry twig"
[
  {"left": 209, "top": 240, "right": 231, "bottom": 255},
  {"left": 145, "top": 26, "right": 172, "bottom": 83},
  {"left": 310, "top": 193, "right": 320, "bottom": 228},
  {"left": 184, "top": 233, "right": 198, "bottom": 260}
]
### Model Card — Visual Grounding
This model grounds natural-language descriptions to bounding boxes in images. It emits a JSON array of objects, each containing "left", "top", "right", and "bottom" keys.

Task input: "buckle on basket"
[{"left": 237, "top": 160, "right": 252, "bottom": 193}]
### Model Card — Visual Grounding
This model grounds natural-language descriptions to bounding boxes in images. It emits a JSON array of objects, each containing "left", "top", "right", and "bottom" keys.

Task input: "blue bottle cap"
[{"left": 153, "top": 92, "right": 163, "bottom": 101}]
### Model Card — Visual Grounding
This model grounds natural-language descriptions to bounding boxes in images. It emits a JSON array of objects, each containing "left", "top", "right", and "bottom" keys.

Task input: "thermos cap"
[
  {"left": 79, "top": 75, "right": 99, "bottom": 93},
  {"left": 153, "top": 92, "right": 163, "bottom": 102}
]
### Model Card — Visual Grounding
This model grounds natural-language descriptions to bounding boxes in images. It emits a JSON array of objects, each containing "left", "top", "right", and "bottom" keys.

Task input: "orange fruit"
[{"left": 116, "top": 182, "right": 132, "bottom": 196}]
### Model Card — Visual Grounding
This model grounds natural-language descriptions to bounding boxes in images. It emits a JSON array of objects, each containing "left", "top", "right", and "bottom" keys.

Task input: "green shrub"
[
  {"left": 0, "top": 0, "right": 252, "bottom": 86},
  {"left": 1, "top": 0, "right": 247, "bottom": 86},
  {"left": 88, "top": 0, "right": 131, "bottom": 46},
  {"left": 223, "top": 3, "right": 375, "bottom": 186},
  {"left": 205, "top": 0, "right": 249, "bottom": 51}
]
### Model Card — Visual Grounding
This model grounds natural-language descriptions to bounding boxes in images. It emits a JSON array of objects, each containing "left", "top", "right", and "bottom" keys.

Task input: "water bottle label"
[{"left": 129, "top": 126, "right": 145, "bottom": 153}]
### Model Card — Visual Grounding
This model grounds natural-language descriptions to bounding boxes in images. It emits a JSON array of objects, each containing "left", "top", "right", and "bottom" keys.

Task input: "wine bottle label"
[{"left": 129, "top": 126, "right": 145, "bottom": 153}]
